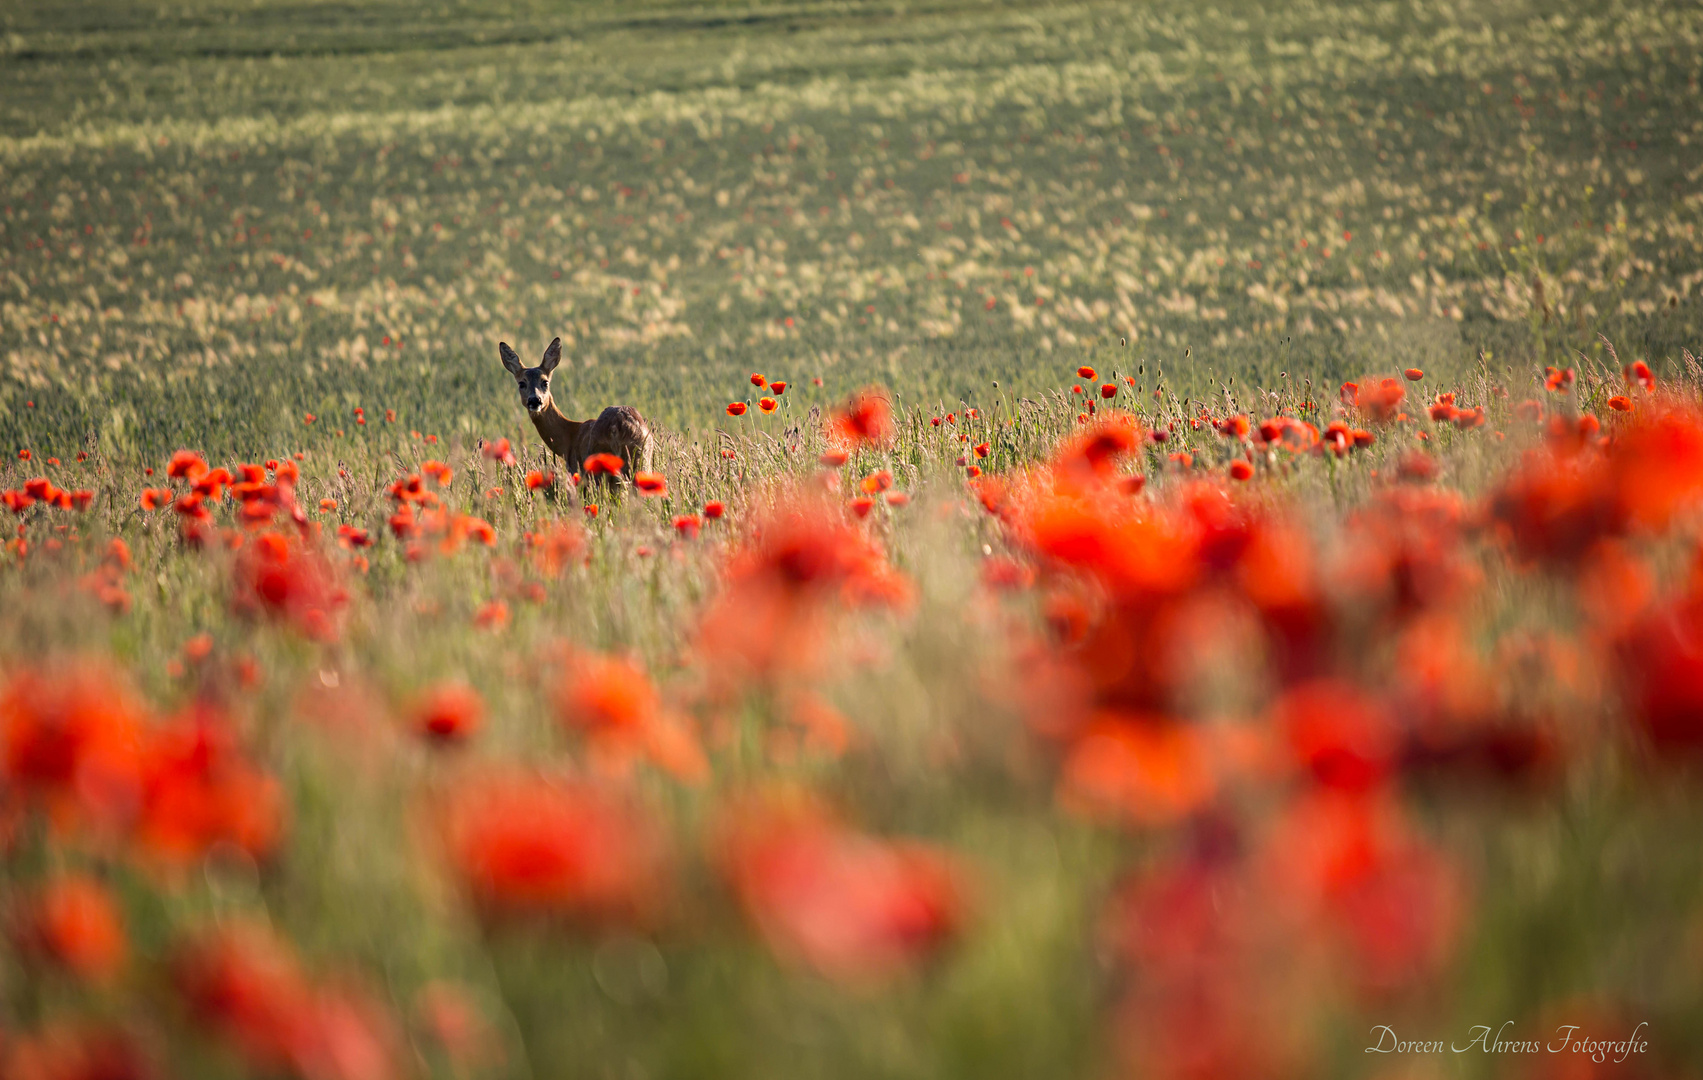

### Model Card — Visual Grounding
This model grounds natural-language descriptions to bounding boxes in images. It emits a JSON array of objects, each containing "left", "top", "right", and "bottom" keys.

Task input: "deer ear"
[
  {"left": 540, "top": 337, "right": 563, "bottom": 375},
  {"left": 499, "top": 342, "right": 524, "bottom": 376}
]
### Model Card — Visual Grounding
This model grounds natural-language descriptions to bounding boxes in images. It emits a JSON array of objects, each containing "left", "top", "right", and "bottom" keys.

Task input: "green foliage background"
[{"left": 2, "top": 0, "right": 1700, "bottom": 461}]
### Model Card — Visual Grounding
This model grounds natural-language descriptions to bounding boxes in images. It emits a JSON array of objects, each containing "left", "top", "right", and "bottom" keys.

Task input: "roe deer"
[{"left": 499, "top": 337, "right": 654, "bottom": 483}]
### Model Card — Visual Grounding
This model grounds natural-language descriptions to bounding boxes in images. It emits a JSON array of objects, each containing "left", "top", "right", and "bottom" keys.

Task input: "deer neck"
[{"left": 528, "top": 401, "right": 584, "bottom": 463}]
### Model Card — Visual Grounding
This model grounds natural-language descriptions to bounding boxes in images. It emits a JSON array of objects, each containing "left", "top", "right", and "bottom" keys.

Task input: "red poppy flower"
[
  {"left": 444, "top": 772, "right": 667, "bottom": 923},
  {"left": 715, "top": 793, "right": 970, "bottom": 984},
  {"left": 673, "top": 514, "right": 702, "bottom": 539},
  {"left": 726, "top": 402, "right": 748, "bottom": 417},
  {"left": 1404, "top": 368, "right": 1424, "bottom": 381},
  {"left": 230, "top": 532, "right": 346, "bottom": 642},
  {"left": 1077, "top": 365, "right": 1097, "bottom": 380},
  {"left": 188, "top": 466, "right": 229, "bottom": 497},
  {"left": 317, "top": 498, "right": 337, "bottom": 512},
  {"left": 849, "top": 496, "right": 875, "bottom": 518},
  {"left": 1229, "top": 459, "right": 1254, "bottom": 481},
  {"left": 166, "top": 449, "right": 209, "bottom": 481},
  {"left": 481, "top": 438, "right": 516, "bottom": 466},
  {"left": 136, "top": 706, "right": 284, "bottom": 864},
  {"left": 819, "top": 450, "right": 849, "bottom": 467},
  {"left": 173, "top": 923, "right": 402, "bottom": 1078},
  {"left": 1059, "top": 716, "right": 1217, "bottom": 827},
  {"left": 1608, "top": 395, "right": 1633, "bottom": 413},
  {"left": 525, "top": 470, "right": 554, "bottom": 490},
  {"left": 759, "top": 397, "right": 778, "bottom": 413},
  {"left": 1272, "top": 680, "right": 1396, "bottom": 792},
  {"left": 703, "top": 500, "right": 725, "bottom": 519},
  {"left": 16, "top": 874, "right": 127, "bottom": 981},
  {"left": 770, "top": 381, "right": 787, "bottom": 395},
  {"left": 633, "top": 472, "right": 667, "bottom": 496},
  {"left": 1100, "top": 383, "right": 1118, "bottom": 399},
  {"left": 750, "top": 373, "right": 767, "bottom": 387},
  {"left": 884, "top": 491, "right": 910, "bottom": 507},
  {"left": 1626, "top": 359, "right": 1655, "bottom": 392},
  {"left": 828, "top": 389, "right": 896, "bottom": 448},
  {"left": 473, "top": 600, "right": 509, "bottom": 630},
  {"left": 859, "top": 470, "right": 894, "bottom": 494},
  {"left": 423, "top": 460, "right": 453, "bottom": 485},
  {"left": 0, "top": 661, "right": 148, "bottom": 832},
  {"left": 411, "top": 682, "right": 484, "bottom": 745},
  {"left": 583, "top": 453, "right": 625, "bottom": 476}
]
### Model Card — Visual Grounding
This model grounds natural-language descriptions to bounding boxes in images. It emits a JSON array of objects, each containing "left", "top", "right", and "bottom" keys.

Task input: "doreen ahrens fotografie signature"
[{"left": 1368, "top": 1022, "right": 1650, "bottom": 1064}]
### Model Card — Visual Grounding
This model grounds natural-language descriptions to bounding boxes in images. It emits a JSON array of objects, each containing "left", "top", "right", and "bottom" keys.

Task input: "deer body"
[{"left": 501, "top": 338, "right": 653, "bottom": 481}]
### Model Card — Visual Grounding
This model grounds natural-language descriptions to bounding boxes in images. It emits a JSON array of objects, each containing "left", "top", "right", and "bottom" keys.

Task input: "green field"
[
  {"left": 4, "top": 0, "right": 1700, "bottom": 459},
  {"left": 5, "top": 4, "right": 1703, "bottom": 1079}
]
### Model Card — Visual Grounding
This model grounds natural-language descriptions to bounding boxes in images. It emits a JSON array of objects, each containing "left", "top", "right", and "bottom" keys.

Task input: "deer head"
[{"left": 500, "top": 338, "right": 563, "bottom": 416}]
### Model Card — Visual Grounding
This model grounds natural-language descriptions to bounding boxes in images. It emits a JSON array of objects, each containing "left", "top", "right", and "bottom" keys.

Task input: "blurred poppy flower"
[
  {"left": 1059, "top": 715, "right": 1217, "bottom": 827},
  {"left": 703, "top": 500, "right": 726, "bottom": 519},
  {"left": 443, "top": 772, "right": 668, "bottom": 925},
  {"left": 482, "top": 438, "right": 517, "bottom": 467},
  {"left": 828, "top": 389, "right": 896, "bottom": 449},
  {"left": 1228, "top": 460, "right": 1253, "bottom": 481},
  {"left": 231, "top": 533, "right": 346, "bottom": 642},
  {"left": 715, "top": 792, "right": 970, "bottom": 984},
  {"left": 14, "top": 874, "right": 127, "bottom": 982},
  {"left": 0, "top": 660, "right": 148, "bottom": 835},
  {"left": 137, "top": 705, "right": 284, "bottom": 865},
  {"left": 633, "top": 472, "right": 667, "bottom": 496},
  {"left": 584, "top": 453, "right": 624, "bottom": 477},
  {"left": 410, "top": 682, "right": 484, "bottom": 746},
  {"left": 1404, "top": 368, "right": 1424, "bottom": 381},
  {"left": 414, "top": 981, "right": 497, "bottom": 1075},
  {"left": 173, "top": 923, "right": 402, "bottom": 1080},
  {"left": 1077, "top": 366, "right": 1097, "bottom": 380},
  {"left": 473, "top": 600, "right": 509, "bottom": 631},
  {"left": 859, "top": 470, "right": 894, "bottom": 494}
]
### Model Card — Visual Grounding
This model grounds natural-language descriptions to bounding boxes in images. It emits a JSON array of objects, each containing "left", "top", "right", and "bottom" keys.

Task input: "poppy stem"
[{"left": 478, "top": 936, "right": 541, "bottom": 1080}]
